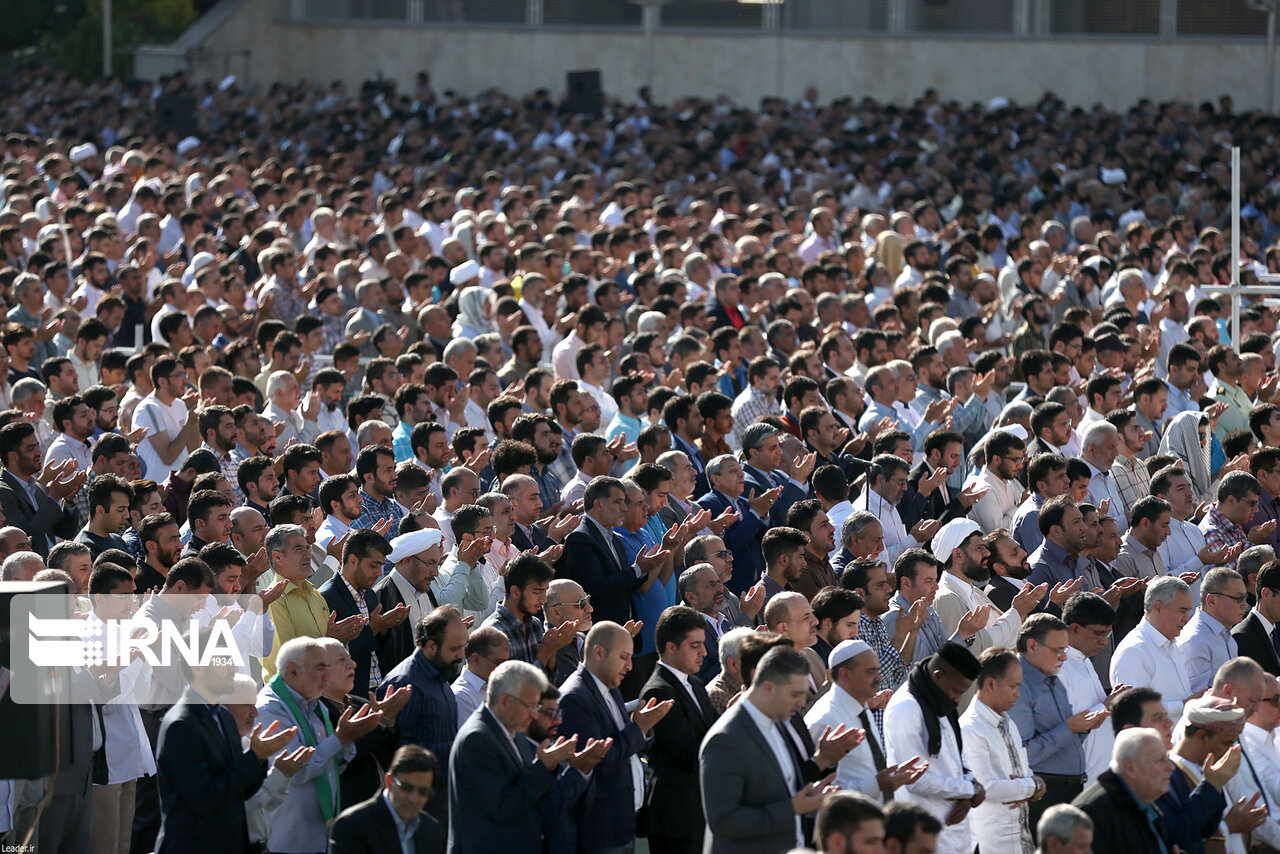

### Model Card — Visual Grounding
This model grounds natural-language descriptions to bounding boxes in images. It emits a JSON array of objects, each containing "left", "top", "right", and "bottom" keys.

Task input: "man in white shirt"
[
  {"left": 884, "top": 642, "right": 987, "bottom": 854},
  {"left": 967, "top": 431, "right": 1027, "bottom": 534},
  {"left": 960, "top": 647, "right": 1044, "bottom": 854},
  {"left": 1177, "top": 567, "right": 1249, "bottom": 695},
  {"left": 1110, "top": 576, "right": 1194, "bottom": 719},
  {"left": 854, "top": 455, "right": 942, "bottom": 567},
  {"left": 1060, "top": 592, "right": 1120, "bottom": 786},
  {"left": 805, "top": 640, "right": 924, "bottom": 804},
  {"left": 1152, "top": 465, "right": 1235, "bottom": 577},
  {"left": 1080, "top": 421, "right": 1127, "bottom": 534},
  {"left": 1240, "top": 672, "right": 1280, "bottom": 850},
  {"left": 451, "top": 627, "right": 511, "bottom": 722},
  {"left": 132, "top": 355, "right": 198, "bottom": 482}
]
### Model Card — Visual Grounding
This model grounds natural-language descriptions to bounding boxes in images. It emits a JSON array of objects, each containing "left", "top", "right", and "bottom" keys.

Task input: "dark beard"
[
  {"left": 964, "top": 560, "right": 992, "bottom": 586},
  {"left": 536, "top": 448, "right": 558, "bottom": 466},
  {"left": 1003, "top": 563, "right": 1032, "bottom": 580}
]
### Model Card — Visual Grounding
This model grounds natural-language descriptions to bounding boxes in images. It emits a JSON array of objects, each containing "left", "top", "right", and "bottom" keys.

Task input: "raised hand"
[
  {"left": 539, "top": 620, "right": 578, "bottom": 656},
  {"left": 326, "top": 530, "right": 352, "bottom": 561},
  {"left": 785, "top": 451, "right": 818, "bottom": 483},
  {"left": 1249, "top": 520, "right": 1278, "bottom": 545},
  {"left": 537, "top": 735, "right": 578, "bottom": 771},
  {"left": 1204, "top": 744, "right": 1243, "bottom": 789},
  {"left": 537, "top": 544, "right": 564, "bottom": 567},
  {"left": 1048, "top": 577, "right": 1084, "bottom": 607},
  {"left": 792, "top": 773, "right": 839, "bottom": 816},
  {"left": 369, "top": 602, "right": 410, "bottom": 634},
  {"left": 918, "top": 464, "right": 949, "bottom": 497},
  {"left": 636, "top": 543, "right": 672, "bottom": 575},
  {"left": 1066, "top": 709, "right": 1110, "bottom": 733},
  {"left": 878, "top": 756, "right": 928, "bottom": 792},
  {"left": 741, "top": 582, "right": 766, "bottom": 621},
  {"left": 622, "top": 619, "right": 643, "bottom": 637},
  {"left": 910, "top": 517, "right": 943, "bottom": 543},
  {"left": 1225, "top": 793, "right": 1268, "bottom": 833},
  {"left": 1011, "top": 582, "right": 1049, "bottom": 617},
  {"left": 371, "top": 684, "right": 412, "bottom": 720},
  {"left": 250, "top": 719, "right": 299, "bottom": 759},
  {"left": 957, "top": 604, "right": 990, "bottom": 640},
  {"left": 630, "top": 696, "right": 674, "bottom": 734},
  {"left": 747, "top": 485, "right": 784, "bottom": 518},
  {"left": 458, "top": 535, "right": 494, "bottom": 567},
  {"left": 326, "top": 611, "right": 366, "bottom": 643},
  {"left": 867, "top": 688, "right": 894, "bottom": 710},
  {"left": 547, "top": 513, "right": 582, "bottom": 543},
  {"left": 957, "top": 483, "right": 988, "bottom": 508},
  {"left": 813, "top": 724, "right": 865, "bottom": 770},
  {"left": 566, "top": 737, "right": 613, "bottom": 774},
  {"left": 371, "top": 516, "right": 395, "bottom": 538},
  {"left": 335, "top": 703, "right": 384, "bottom": 745},
  {"left": 271, "top": 745, "right": 315, "bottom": 777},
  {"left": 709, "top": 506, "right": 740, "bottom": 534}
]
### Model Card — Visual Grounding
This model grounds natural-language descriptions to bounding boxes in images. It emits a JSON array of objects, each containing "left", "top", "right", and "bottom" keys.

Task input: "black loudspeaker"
[
  {"left": 565, "top": 70, "right": 604, "bottom": 118},
  {"left": 0, "top": 581, "right": 72, "bottom": 779},
  {"left": 153, "top": 94, "right": 200, "bottom": 140}
]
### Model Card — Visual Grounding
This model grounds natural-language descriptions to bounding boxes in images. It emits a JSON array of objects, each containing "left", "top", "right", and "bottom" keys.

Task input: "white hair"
[
  {"left": 275, "top": 637, "right": 324, "bottom": 677},
  {"left": 0, "top": 551, "right": 44, "bottom": 581},
  {"left": 719, "top": 626, "right": 756, "bottom": 671},
  {"left": 1037, "top": 804, "right": 1093, "bottom": 847},
  {"left": 1144, "top": 575, "right": 1190, "bottom": 613},
  {"left": 1080, "top": 420, "right": 1119, "bottom": 451},
  {"left": 928, "top": 317, "right": 958, "bottom": 344},
  {"left": 265, "top": 370, "right": 296, "bottom": 400},
  {"left": 486, "top": 660, "right": 548, "bottom": 706},
  {"left": 356, "top": 419, "right": 390, "bottom": 445},
  {"left": 935, "top": 330, "right": 964, "bottom": 356},
  {"left": 1110, "top": 727, "right": 1162, "bottom": 775}
]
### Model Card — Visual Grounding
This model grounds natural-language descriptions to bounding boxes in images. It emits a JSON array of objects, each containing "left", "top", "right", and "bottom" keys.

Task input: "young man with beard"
[
  {"left": 1106, "top": 410, "right": 1153, "bottom": 521},
  {"left": 1012, "top": 453, "right": 1070, "bottom": 554},
  {"left": 967, "top": 430, "right": 1027, "bottom": 534},
  {"left": 983, "top": 530, "right": 1039, "bottom": 612},
  {"left": 1151, "top": 465, "right": 1240, "bottom": 577},
  {"left": 135, "top": 511, "right": 183, "bottom": 592},
  {"left": 885, "top": 548, "right": 987, "bottom": 667},
  {"left": 811, "top": 587, "right": 865, "bottom": 667},
  {"left": 512, "top": 413, "right": 566, "bottom": 516},
  {"left": 843, "top": 558, "right": 916, "bottom": 696}
]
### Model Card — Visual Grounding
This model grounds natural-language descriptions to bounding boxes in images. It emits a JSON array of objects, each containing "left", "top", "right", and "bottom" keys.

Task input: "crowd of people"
[{"left": 5, "top": 61, "right": 1280, "bottom": 854}]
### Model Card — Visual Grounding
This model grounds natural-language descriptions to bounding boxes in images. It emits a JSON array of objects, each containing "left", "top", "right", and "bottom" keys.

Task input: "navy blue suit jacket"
[
  {"left": 639, "top": 664, "right": 718, "bottom": 842},
  {"left": 742, "top": 463, "right": 807, "bottom": 528},
  {"left": 330, "top": 792, "right": 443, "bottom": 854},
  {"left": 697, "top": 623, "right": 722, "bottom": 683},
  {"left": 695, "top": 490, "right": 767, "bottom": 595},
  {"left": 320, "top": 573, "right": 381, "bottom": 695},
  {"left": 512, "top": 522, "right": 554, "bottom": 554},
  {"left": 155, "top": 691, "right": 267, "bottom": 854},
  {"left": 557, "top": 519, "right": 639, "bottom": 627},
  {"left": 446, "top": 705, "right": 558, "bottom": 854},
  {"left": 557, "top": 665, "right": 650, "bottom": 850}
]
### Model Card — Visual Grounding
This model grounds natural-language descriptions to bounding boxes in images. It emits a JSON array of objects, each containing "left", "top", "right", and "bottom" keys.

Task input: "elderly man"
[
  {"left": 1070, "top": 728, "right": 1174, "bottom": 854},
  {"left": 373, "top": 528, "right": 445, "bottom": 674},
  {"left": 1036, "top": 803, "right": 1094, "bottom": 854},
  {"left": 255, "top": 637, "right": 384, "bottom": 854},
  {"left": 447, "top": 659, "right": 607, "bottom": 854},
  {"left": 1110, "top": 576, "right": 1194, "bottom": 719},
  {"left": 263, "top": 370, "right": 319, "bottom": 448},
  {"left": 696, "top": 454, "right": 776, "bottom": 594}
]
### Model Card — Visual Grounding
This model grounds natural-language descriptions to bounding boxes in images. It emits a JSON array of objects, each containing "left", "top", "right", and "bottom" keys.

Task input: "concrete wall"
[{"left": 171, "top": 0, "right": 1278, "bottom": 110}]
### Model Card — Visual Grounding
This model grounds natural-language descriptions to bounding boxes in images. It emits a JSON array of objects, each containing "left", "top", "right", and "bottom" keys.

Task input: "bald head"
[
  {"left": 584, "top": 621, "right": 630, "bottom": 655},
  {"left": 764, "top": 591, "right": 807, "bottom": 630}
]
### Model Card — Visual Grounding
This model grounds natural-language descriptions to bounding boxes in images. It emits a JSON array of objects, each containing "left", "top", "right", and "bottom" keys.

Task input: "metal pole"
[
  {"left": 103, "top": 0, "right": 112, "bottom": 77},
  {"left": 1232, "top": 145, "right": 1241, "bottom": 350}
]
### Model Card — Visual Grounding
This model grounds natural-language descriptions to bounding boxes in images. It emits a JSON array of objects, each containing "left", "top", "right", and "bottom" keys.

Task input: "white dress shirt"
[
  {"left": 315, "top": 514, "right": 351, "bottom": 551},
  {"left": 1176, "top": 609, "right": 1239, "bottom": 695},
  {"left": 1085, "top": 459, "right": 1128, "bottom": 533},
  {"left": 805, "top": 683, "right": 886, "bottom": 802},
  {"left": 451, "top": 667, "right": 487, "bottom": 723},
  {"left": 959, "top": 698, "right": 1037, "bottom": 854},
  {"left": 885, "top": 687, "right": 976, "bottom": 854},
  {"left": 966, "top": 467, "right": 1021, "bottom": 534},
  {"left": 85, "top": 614, "right": 157, "bottom": 783},
  {"left": 1237, "top": 722, "right": 1280, "bottom": 852},
  {"left": 589, "top": 670, "right": 645, "bottom": 811},
  {"left": 1158, "top": 517, "right": 1207, "bottom": 577},
  {"left": 1059, "top": 645, "right": 1114, "bottom": 786},
  {"left": 741, "top": 696, "right": 803, "bottom": 848},
  {"left": 855, "top": 487, "right": 918, "bottom": 566},
  {"left": 826, "top": 500, "right": 854, "bottom": 564},
  {"left": 1110, "top": 618, "right": 1193, "bottom": 719}
]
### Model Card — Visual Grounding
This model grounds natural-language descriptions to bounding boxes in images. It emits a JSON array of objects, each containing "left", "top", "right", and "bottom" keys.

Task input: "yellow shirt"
[{"left": 264, "top": 579, "right": 330, "bottom": 676}]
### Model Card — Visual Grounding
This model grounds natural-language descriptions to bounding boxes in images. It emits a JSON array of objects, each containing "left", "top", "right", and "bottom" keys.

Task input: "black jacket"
[
  {"left": 329, "top": 791, "right": 443, "bottom": 854},
  {"left": 1072, "top": 770, "right": 1170, "bottom": 854},
  {"left": 1232, "top": 610, "right": 1280, "bottom": 676},
  {"left": 638, "top": 664, "right": 719, "bottom": 842}
]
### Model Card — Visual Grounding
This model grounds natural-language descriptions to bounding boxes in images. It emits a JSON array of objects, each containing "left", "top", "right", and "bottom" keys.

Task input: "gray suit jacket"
[{"left": 699, "top": 700, "right": 800, "bottom": 854}]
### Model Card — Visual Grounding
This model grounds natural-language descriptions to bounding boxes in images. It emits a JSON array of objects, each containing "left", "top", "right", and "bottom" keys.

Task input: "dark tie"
[
  {"left": 1270, "top": 624, "right": 1280, "bottom": 665},
  {"left": 859, "top": 709, "right": 887, "bottom": 773},
  {"left": 776, "top": 721, "right": 805, "bottom": 788}
]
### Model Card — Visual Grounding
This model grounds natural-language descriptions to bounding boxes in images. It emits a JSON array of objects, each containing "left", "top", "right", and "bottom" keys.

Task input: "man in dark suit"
[
  {"left": 677, "top": 564, "right": 729, "bottom": 682},
  {"left": 697, "top": 456, "right": 777, "bottom": 595},
  {"left": 525, "top": 683, "right": 595, "bottom": 853},
  {"left": 1233, "top": 562, "right": 1280, "bottom": 676},
  {"left": 375, "top": 529, "right": 446, "bottom": 674},
  {"left": 559, "top": 622, "right": 673, "bottom": 854},
  {"left": 699, "top": 645, "right": 838, "bottom": 853},
  {"left": 504, "top": 473, "right": 575, "bottom": 554},
  {"left": 449, "top": 659, "right": 609, "bottom": 854},
  {"left": 329, "top": 745, "right": 444, "bottom": 854},
  {"left": 640, "top": 606, "right": 721, "bottom": 854},
  {"left": 557, "top": 476, "right": 666, "bottom": 627},
  {"left": 321, "top": 529, "right": 406, "bottom": 695},
  {"left": 154, "top": 644, "right": 295, "bottom": 854},
  {"left": 0, "top": 420, "right": 83, "bottom": 558},
  {"left": 663, "top": 395, "right": 710, "bottom": 498},
  {"left": 902, "top": 430, "right": 979, "bottom": 533},
  {"left": 740, "top": 423, "right": 809, "bottom": 528}
]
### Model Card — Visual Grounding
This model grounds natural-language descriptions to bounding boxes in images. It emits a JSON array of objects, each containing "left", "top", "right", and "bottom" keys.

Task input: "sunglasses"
[{"left": 390, "top": 777, "right": 433, "bottom": 798}]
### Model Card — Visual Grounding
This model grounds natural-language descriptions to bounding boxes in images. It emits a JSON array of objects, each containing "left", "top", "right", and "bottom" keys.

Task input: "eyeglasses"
[
  {"left": 508, "top": 695, "right": 541, "bottom": 714},
  {"left": 1211, "top": 591, "right": 1247, "bottom": 603},
  {"left": 711, "top": 550, "right": 732, "bottom": 560},
  {"left": 1263, "top": 696, "right": 1280, "bottom": 705},
  {"left": 1086, "top": 627, "right": 1113, "bottom": 640},
  {"left": 555, "top": 595, "right": 591, "bottom": 610},
  {"left": 390, "top": 777, "right": 433, "bottom": 798}
]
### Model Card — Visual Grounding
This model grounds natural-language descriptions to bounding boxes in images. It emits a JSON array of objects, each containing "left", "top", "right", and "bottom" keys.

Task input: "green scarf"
[{"left": 267, "top": 672, "right": 338, "bottom": 823}]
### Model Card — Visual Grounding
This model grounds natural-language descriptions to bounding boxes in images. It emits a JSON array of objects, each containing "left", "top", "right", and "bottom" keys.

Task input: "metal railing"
[{"left": 274, "top": 0, "right": 1272, "bottom": 38}]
